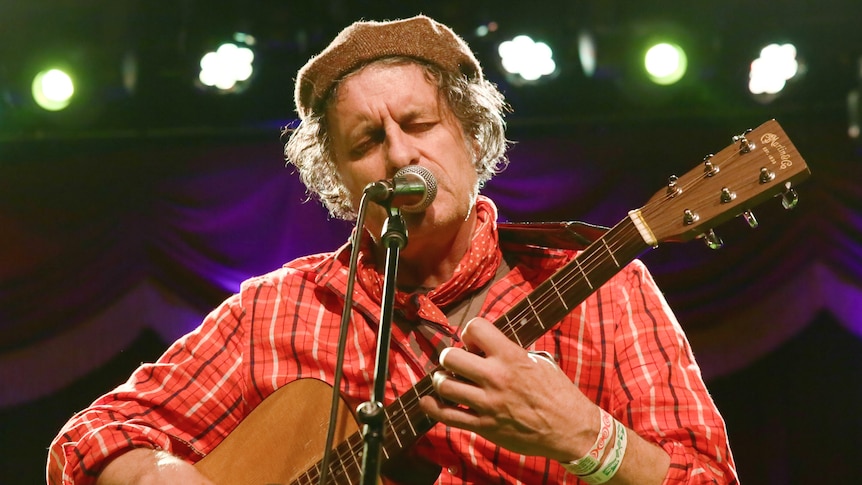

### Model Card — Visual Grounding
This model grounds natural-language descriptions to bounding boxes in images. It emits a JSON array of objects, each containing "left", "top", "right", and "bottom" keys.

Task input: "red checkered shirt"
[{"left": 48, "top": 212, "right": 737, "bottom": 485}]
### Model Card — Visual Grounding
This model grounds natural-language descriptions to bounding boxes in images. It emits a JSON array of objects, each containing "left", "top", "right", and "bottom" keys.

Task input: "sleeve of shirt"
[
  {"left": 46, "top": 293, "right": 248, "bottom": 485},
  {"left": 608, "top": 260, "right": 738, "bottom": 485}
]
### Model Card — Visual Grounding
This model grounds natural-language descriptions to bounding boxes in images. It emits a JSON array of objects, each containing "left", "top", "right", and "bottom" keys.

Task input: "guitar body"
[{"left": 195, "top": 378, "right": 358, "bottom": 485}]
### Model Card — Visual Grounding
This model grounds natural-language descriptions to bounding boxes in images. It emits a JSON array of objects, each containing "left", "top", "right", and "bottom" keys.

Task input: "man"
[{"left": 48, "top": 15, "right": 738, "bottom": 485}]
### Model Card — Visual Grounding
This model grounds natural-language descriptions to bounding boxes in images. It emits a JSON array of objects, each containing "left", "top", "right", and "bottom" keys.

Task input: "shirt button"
[{"left": 447, "top": 466, "right": 459, "bottom": 475}]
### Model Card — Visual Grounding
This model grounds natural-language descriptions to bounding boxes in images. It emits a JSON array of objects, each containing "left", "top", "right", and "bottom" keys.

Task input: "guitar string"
[
  {"left": 303, "top": 378, "right": 437, "bottom": 484},
  {"left": 484, "top": 142, "right": 746, "bottom": 344},
  {"left": 305, "top": 142, "right": 747, "bottom": 482},
  {"left": 455, "top": 138, "right": 740, "bottom": 343},
  {"left": 300, "top": 430, "right": 362, "bottom": 485},
  {"left": 495, "top": 136, "right": 747, "bottom": 334},
  {"left": 642, "top": 142, "right": 751, "bottom": 220}
]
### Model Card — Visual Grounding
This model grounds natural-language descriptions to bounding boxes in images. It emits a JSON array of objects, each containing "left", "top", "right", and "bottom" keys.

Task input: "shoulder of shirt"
[{"left": 236, "top": 251, "right": 338, "bottom": 292}]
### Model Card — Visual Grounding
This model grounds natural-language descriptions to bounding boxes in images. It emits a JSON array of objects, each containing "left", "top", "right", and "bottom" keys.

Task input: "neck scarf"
[{"left": 355, "top": 196, "right": 502, "bottom": 320}]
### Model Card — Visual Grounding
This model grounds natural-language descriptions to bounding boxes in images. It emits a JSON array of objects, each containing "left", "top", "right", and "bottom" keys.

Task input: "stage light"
[
  {"left": 475, "top": 21, "right": 499, "bottom": 38},
  {"left": 749, "top": 43, "right": 799, "bottom": 96},
  {"left": 578, "top": 31, "right": 597, "bottom": 78},
  {"left": 849, "top": 89, "right": 860, "bottom": 139},
  {"left": 198, "top": 35, "right": 255, "bottom": 93},
  {"left": 498, "top": 35, "right": 556, "bottom": 83},
  {"left": 643, "top": 42, "right": 687, "bottom": 85},
  {"left": 32, "top": 68, "right": 75, "bottom": 111},
  {"left": 849, "top": 57, "right": 862, "bottom": 140}
]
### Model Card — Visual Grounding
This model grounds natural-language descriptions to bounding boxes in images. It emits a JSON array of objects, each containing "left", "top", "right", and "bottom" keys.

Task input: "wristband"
[
  {"left": 577, "top": 416, "right": 628, "bottom": 484},
  {"left": 560, "top": 407, "right": 614, "bottom": 476}
]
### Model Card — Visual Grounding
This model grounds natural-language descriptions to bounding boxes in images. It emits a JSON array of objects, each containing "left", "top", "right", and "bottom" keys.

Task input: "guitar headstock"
[{"left": 638, "top": 119, "right": 810, "bottom": 245}]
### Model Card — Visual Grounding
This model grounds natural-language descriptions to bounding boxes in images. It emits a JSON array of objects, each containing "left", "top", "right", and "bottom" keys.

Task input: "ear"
[{"left": 471, "top": 136, "right": 482, "bottom": 161}]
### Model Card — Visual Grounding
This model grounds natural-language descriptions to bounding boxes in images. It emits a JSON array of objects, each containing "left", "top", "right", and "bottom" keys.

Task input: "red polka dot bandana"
[{"left": 356, "top": 196, "right": 502, "bottom": 320}]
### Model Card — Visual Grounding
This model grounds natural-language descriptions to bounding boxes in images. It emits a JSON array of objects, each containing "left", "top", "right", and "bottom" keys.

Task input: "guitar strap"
[{"left": 497, "top": 220, "right": 608, "bottom": 251}]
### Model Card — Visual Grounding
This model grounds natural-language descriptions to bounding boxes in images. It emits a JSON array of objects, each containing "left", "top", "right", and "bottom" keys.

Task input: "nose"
[{"left": 383, "top": 125, "right": 420, "bottom": 173}]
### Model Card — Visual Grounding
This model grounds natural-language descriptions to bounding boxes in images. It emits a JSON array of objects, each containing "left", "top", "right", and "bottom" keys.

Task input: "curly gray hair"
[{"left": 283, "top": 57, "right": 510, "bottom": 220}]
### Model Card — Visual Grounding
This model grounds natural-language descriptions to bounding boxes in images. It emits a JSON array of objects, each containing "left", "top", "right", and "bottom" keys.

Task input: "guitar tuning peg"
[
  {"left": 742, "top": 210, "right": 759, "bottom": 228},
  {"left": 733, "top": 128, "right": 754, "bottom": 154},
  {"left": 781, "top": 186, "right": 799, "bottom": 210},
  {"left": 702, "top": 229, "right": 724, "bottom": 250},
  {"left": 760, "top": 167, "right": 776, "bottom": 184},
  {"left": 703, "top": 154, "right": 718, "bottom": 176},
  {"left": 667, "top": 175, "right": 681, "bottom": 197}
]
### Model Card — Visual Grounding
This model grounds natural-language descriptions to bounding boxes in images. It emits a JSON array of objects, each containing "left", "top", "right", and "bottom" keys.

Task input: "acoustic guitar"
[{"left": 196, "top": 119, "right": 810, "bottom": 484}]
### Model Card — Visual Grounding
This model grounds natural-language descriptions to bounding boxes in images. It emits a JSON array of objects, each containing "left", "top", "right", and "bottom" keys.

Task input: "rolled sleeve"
[
  {"left": 610, "top": 261, "right": 737, "bottom": 484},
  {"left": 47, "top": 295, "right": 247, "bottom": 485}
]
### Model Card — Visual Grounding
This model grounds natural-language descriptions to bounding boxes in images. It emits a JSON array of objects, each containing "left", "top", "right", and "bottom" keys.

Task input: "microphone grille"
[{"left": 396, "top": 165, "right": 437, "bottom": 213}]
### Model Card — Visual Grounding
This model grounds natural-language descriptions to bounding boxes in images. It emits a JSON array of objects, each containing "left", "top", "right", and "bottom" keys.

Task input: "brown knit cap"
[{"left": 294, "top": 15, "right": 482, "bottom": 120}]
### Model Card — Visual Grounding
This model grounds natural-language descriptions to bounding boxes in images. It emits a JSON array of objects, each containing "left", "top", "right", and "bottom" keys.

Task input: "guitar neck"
[
  {"left": 301, "top": 216, "right": 651, "bottom": 483},
  {"left": 492, "top": 215, "right": 649, "bottom": 349}
]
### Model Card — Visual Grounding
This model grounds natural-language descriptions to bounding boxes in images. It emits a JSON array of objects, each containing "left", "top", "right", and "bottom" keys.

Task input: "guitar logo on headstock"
[{"left": 760, "top": 132, "right": 795, "bottom": 170}]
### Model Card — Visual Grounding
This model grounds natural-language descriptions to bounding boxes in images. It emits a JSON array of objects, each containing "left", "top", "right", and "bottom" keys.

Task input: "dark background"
[{"left": 2, "top": 1, "right": 862, "bottom": 483}]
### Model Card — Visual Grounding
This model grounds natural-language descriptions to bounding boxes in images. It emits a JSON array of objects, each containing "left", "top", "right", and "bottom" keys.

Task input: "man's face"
[{"left": 326, "top": 62, "right": 479, "bottom": 243}]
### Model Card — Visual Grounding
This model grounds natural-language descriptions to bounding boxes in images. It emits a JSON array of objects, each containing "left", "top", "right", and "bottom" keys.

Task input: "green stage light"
[
  {"left": 32, "top": 68, "right": 75, "bottom": 111},
  {"left": 644, "top": 42, "right": 687, "bottom": 86}
]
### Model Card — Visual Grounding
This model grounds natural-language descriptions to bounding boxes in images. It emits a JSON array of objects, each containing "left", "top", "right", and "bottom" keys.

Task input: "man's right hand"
[{"left": 96, "top": 448, "right": 215, "bottom": 485}]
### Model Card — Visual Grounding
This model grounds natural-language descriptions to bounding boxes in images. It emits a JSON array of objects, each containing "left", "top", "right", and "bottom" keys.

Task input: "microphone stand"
[{"left": 358, "top": 206, "right": 407, "bottom": 485}]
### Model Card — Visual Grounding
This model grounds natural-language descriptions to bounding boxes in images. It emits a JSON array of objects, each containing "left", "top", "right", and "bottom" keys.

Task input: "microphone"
[{"left": 363, "top": 165, "right": 438, "bottom": 213}]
